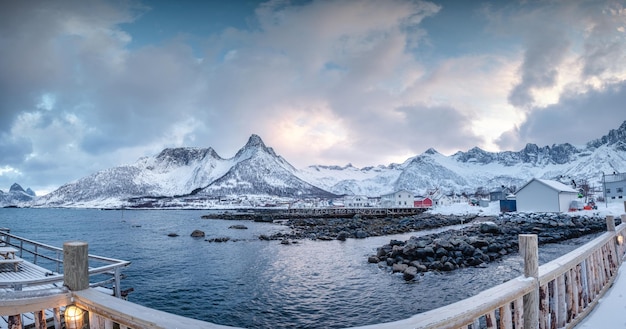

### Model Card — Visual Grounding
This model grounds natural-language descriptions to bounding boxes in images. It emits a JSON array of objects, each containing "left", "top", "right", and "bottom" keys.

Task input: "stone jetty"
[{"left": 371, "top": 212, "right": 615, "bottom": 280}]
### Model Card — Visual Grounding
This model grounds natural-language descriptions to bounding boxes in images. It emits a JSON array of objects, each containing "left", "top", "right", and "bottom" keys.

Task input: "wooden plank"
[
  {"left": 33, "top": 310, "right": 46, "bottom": 329},
  {"left": 565, "top": 269, "right": 575, "bottom": 322},
  {"left": 485, "top": 311, "right": 496, "bottom": 329},
  {"left": 556, "top": 275, "right": 566, "bottom": 327},
  {"left": 0, "top": 291, "right": 71, "bottom": 316},
  {"left": 499, "top": 303, "right": 513, "bottom": 329},
  {"left": 539, "top": 284, "right": 548, "bottom": 329},
  {"left": 513, "top": 297, "right": 524, "bottom": 329}
]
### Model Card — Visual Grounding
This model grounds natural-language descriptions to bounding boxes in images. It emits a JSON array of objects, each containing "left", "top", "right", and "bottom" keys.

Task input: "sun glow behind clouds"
[{"left": 272, "top": 105, "right": 347, "bottom": 163}]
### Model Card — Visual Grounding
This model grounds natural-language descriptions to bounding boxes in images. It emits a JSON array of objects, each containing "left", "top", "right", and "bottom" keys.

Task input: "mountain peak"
[
  {"left": 155, "top": 147, "right": 220, "bottom": 166},
  {"left": 245, "top": 134, "right": 266, "bottom": 148},
  {"left": 9, "top": 183, "right": 25, "bottom": 193},
  {"left": 424, "top": 148, "right": 439, "bottom": 155}
]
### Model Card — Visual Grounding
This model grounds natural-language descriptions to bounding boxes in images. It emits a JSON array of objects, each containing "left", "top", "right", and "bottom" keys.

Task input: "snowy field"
[{"left": 427, "top": 200, "right": 626, "bottom": 218}]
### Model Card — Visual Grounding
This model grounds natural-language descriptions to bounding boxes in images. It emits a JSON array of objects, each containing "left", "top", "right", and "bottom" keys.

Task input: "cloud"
[
  {"left": 497, "top": 79, "right": 626, "bottom": 150},
  {"left": 2, "top": 0, "right": 624, "bottom": 195}
]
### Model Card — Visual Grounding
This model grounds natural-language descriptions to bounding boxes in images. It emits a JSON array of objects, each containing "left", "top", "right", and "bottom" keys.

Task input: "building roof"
[{"left": 517, "top": 178, "right": 578, "bottom": 194}]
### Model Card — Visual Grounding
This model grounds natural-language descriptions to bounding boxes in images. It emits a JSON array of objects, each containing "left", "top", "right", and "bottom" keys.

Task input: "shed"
[
  {"left": 414, "top": 197, "right": 433, "bottom": 208},
  {"left": 515, "top": 178, "right": 579, "bottom": 213}
]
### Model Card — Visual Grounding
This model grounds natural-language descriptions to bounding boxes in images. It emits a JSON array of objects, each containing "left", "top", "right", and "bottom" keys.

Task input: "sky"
[{"left": 1, "top": 0, "right": 626, "bottom": 196}]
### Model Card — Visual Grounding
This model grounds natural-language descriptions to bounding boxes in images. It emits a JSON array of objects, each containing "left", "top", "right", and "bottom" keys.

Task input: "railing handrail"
[
  {"left": 0, "top": 231, "right": 129, "bottom": 265},
  {"left": 538, "top": 223, "right": 625, "bottom": 285},
  {"left": 0, "top": 231, "right": 130, "bottom": 291},
  {"left": 349, "top": 215, "right": 626, "bottom": 329}
]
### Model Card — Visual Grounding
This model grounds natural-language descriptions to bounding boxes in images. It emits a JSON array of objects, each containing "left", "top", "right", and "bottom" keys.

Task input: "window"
[
  {"left": 606, "top": 188, "right": 611, "bottom": 194},
  {"left": 618, "top": 187, "right": 624, "bottom": 193}
]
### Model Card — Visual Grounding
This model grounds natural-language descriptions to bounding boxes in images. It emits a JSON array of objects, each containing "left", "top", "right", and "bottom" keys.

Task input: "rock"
[
  {"left": 392, "top": 263, "right": 408, "bottom": 273},
  {"left": 368, "top": 256, "right": 380, "bottom": 263},
  {"left": 355, "top": 230, "right": 369, "bottom": 239},
  {"left": 190, "top": 230, "right": 205, "bottom": 238},
  {"left": 337, "top": 231, "right": 351, "bottom": 241},
  {"left": 403, "top": 266, "right": 418, "bottom": 281},
  {"left": 228, "top": 224, "right": 248, "bottom": 229},
  {"left": 480, "top": 221, "right": 500, "bottom": 234},
  {"left": 442, "top": 262, "right": 456, "bottom": 271},
  {"left": 206, "top": 237, "right": 230, "bottom": 242}
]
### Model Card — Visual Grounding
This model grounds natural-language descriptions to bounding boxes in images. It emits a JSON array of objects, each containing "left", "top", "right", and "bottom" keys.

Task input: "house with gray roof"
[{"left": 515, "top": 178, "right": 579, "bottom": 213}]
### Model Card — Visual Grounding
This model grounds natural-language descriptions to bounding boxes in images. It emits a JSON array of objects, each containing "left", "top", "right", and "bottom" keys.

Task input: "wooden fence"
[{"left": 1, "top": 214, "right": 625, "bottom": 329}]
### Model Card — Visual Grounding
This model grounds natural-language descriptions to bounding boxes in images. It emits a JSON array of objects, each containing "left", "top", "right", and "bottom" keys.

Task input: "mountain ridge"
[{"left": 18, "top": 120, "right": 626, "bottom": 208}]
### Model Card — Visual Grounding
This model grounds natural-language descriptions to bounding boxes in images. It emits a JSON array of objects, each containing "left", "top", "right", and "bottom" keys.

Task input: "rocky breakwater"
[
  {"left": 370, "top": 212, "right": 616, "bottom": 281},
  {"left": 260, "top": 213, "right": 479, "bottom": 242}
]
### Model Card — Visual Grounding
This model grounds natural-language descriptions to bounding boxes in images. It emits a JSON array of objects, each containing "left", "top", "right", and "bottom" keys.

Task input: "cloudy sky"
[{"left": 1, "top": 0, "right": 626, "bottom": 195}]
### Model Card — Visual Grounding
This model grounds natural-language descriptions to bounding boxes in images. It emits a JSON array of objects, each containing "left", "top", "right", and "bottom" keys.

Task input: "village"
[{"left": 168, "top": 171, "right": 626, "bottom": 214}]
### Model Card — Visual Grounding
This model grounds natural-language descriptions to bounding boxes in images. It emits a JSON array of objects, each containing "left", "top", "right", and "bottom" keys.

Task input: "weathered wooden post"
[
  {"left": 606, "top": 215, "right": 621, "bottom": 269},
  {"left": 520, "top": 234, "right": 539, "bottom": 329},
  {"left": 63, "top": 241, "right": 88, "bottom": 329},
  {"left": 606, "top": 215, "right": 615, "bottom": 232},
  {"left": 63, "top": 241, "right": 89, "bottom": 291}
]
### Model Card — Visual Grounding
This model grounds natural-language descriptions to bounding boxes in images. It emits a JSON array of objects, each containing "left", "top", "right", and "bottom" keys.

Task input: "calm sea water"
[{"left": 0, "top": 208, "right": 596, "bottom": 329}]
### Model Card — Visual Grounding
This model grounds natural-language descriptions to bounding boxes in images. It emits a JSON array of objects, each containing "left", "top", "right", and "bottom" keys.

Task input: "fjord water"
[{"left": 0, "top": 208, "right": 592, "bottom": 329}]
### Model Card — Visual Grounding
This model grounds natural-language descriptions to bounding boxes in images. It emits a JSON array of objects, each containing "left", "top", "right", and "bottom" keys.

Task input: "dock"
[{"left": 201, "top": 207, "right": 427, "bottom": 221}]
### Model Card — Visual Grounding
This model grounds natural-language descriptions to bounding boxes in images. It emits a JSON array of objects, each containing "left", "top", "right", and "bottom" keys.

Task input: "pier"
[{"left": 201, "top": 207, "right": 427, "bottom": 220}]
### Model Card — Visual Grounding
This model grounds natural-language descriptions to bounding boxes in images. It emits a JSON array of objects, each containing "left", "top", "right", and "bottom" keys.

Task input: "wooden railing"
[
  {"left": 352, "top": 214, "right": 626, "bottom": 329},
  {"left": 1, "top": 214, "right": 625, "bottom": 329},
  {"left": 0, "top": 231, "right": 130, "bottom": 297}
]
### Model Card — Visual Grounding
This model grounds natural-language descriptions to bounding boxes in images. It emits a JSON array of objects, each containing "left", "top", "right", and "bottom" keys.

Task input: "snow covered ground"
[{"left": 427, "top": 200, "right": 626, "bottom": 218}]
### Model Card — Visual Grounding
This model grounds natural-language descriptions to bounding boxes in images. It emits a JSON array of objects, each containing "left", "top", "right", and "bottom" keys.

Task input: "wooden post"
[
  {"left": 34, "top": 310, "right": 47, "bottom": 329},
  {"left": 520, "top": 234, "right": 539, "bottom": 329},
  {"left": 63, "top": 241, "right": 89, "bottom": 291},
  {"left": 606, "top": 215, "right": 615, "bottom": 232},
  {"left": 8, "top": 314, "right": 22, "bottom": 329}
]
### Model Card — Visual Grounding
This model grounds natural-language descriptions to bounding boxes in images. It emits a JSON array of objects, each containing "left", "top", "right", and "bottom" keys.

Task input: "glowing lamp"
[
  {"left": 617, "top": 235, "right": 624, "bottom": 246},
  {"left": 64, "top": 305, "right": 84, "bottom": 329}
]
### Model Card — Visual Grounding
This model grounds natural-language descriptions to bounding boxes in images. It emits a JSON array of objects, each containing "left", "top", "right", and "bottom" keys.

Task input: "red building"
[{"left": 414, "top": 197, "right": 433, "bottom": 208}]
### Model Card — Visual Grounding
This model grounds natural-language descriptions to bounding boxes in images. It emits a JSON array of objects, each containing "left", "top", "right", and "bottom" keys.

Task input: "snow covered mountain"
[
  {"left": 26, "top": 120, "right": 626, "bottom": 208},
  {"left": 0, "top": 183, "right": 36, "bottom": 207},
  {"left": 297, "top": 120, "right": 626, "bottom": 197},
  {"left": 32, "top": 135, "right": 338, "bottom": 207}
]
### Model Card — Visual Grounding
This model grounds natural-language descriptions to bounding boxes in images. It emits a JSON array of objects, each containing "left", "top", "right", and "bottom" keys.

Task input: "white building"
[
  {"left": 380, "top": 190, "right": 414, "bottom": 208},
  {"left": 515, "top": 178, "right": 579, "bottom": 213},
  {"left": 343, "top": 195, "right": 372, "bottom": 207},
  {"left": 604, "top": 172, "right": 626, "bottom": 202}
]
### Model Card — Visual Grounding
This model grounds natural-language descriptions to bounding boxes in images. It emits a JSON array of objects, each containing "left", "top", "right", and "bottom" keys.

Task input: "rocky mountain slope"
[
  {"left": 298, "top": 120, "right": 626, "bottom": 196},
  {"left": 22, "top": 120, "right": 626, "bottom": 208},
  {"left": 0, "top": 183, "right": 36, "bottom": 207}
]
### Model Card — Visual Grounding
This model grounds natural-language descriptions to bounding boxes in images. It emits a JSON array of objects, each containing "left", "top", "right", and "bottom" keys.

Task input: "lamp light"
[
  {"left": 617, "top": 235, "right": 624, "bottom": 246},
  {"left": 64, "top": 305, "right": 84, "bottom": 329}
]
